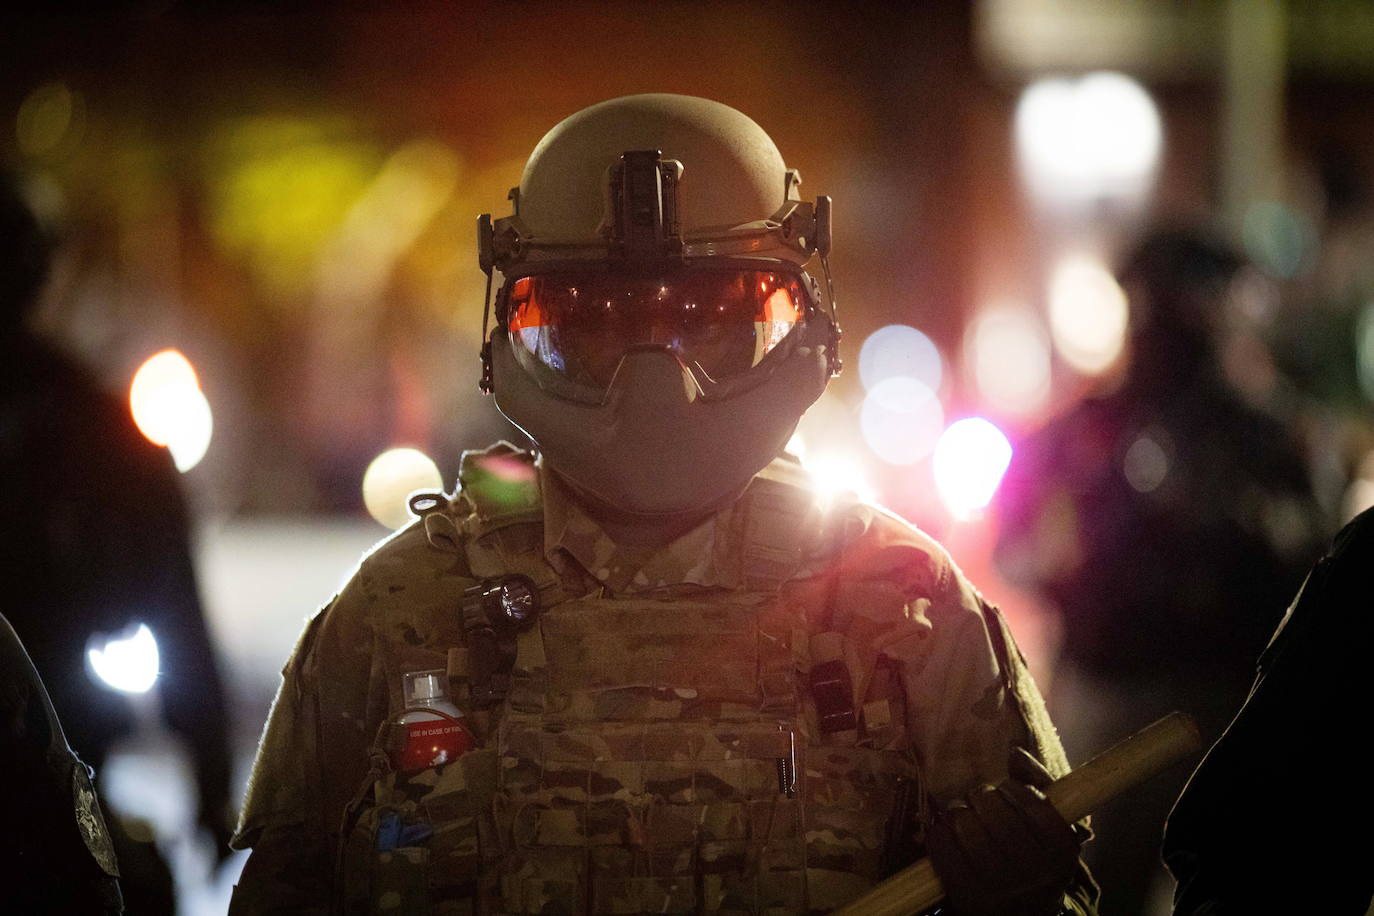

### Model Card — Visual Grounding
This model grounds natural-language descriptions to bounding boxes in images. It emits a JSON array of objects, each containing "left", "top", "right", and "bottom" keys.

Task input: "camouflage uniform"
[{"left": 231, "top": 443, "right": 1095, "bottom": 914}]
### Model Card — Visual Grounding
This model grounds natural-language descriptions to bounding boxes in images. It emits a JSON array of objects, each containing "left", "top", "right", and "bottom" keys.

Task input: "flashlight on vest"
[
  {"left": 460, "top": 575, "right": 541, "bottom": 708},
  {"left": 463, "top": 574, "right": 541, "bottom": 632}
]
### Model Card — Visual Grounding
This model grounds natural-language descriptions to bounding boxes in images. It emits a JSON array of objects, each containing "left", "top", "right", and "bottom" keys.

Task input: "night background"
[{"left": 4, "top": 2, "right": 1374, "bottom": 913}]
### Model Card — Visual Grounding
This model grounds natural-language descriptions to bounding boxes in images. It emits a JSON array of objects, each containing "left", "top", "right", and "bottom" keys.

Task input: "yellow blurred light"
[
  {"left": 205, "top": 117, "right": 382, "bottom": 299},
  {"left": 317, "top": 140, "right": 461, "bottom": 304},
  {"left": 966, "top": 304, "right": 1051, "bottom": 415},
  {"left": 16, "top": 82, "right": 83, "bottom": 157},
  {"left": 363, "top": 448, "right": 443, "bottom": 530},
  {"left": 1048, "top": 255, "right": 1129, "bottom": 375},
  {"left": 129, "top": 349, "right": 213, "bottom": 472},
  {"left": 130, "top": 350, "right": 199, "bottom": 440}
]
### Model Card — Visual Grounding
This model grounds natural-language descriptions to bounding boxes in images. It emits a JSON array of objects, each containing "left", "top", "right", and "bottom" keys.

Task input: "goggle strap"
[
  {"left": 478, "top": 233, "right": 495, "bottom": 394},
  {"left": 820, "top": 254, "right": 843, "bottom": 377}
]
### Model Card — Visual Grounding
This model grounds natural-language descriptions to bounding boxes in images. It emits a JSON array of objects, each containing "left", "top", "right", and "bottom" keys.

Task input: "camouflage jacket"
[{"left": 231, "top": 443, "right": 1095, "bottom": 914}]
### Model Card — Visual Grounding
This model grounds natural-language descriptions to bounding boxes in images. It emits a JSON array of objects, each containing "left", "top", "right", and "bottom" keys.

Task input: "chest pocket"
[
  {"left": 491, "top": 592, "right": 809, "bottom": 915},
  {"left": 342, "top": 744, "right": 500, "bottom": 915},
  {"left": 799, "top": 577, "right": 926, "bottom": 914},
  {"left": 337, "top": 600, "right": 501, "bottom": 915}
]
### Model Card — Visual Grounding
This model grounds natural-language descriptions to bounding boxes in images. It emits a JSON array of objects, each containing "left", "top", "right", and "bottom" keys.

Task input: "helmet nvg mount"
[{"left": 476, "top": 94, "right": 841, "bottom": 518}]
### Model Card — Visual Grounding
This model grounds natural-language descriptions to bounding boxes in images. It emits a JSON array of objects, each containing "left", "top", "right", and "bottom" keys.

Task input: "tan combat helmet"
[{"left": 477, "top": 93, "right": 841, "bottom": 518}]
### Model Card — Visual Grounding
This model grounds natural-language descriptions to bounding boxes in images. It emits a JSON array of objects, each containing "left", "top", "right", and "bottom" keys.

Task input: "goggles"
[{"left": 497, "top": 261, "right": 819, "bottom": 404}]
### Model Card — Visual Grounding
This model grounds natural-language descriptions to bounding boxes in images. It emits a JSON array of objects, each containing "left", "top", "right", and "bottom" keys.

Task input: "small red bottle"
[{"left": 390, "top": 669, "right": 475, "bottom": 772}]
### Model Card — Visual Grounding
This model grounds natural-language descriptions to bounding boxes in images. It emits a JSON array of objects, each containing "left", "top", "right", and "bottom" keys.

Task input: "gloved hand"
[{"left": 926, "top": 748, "right": 1085, "bottom": 916}]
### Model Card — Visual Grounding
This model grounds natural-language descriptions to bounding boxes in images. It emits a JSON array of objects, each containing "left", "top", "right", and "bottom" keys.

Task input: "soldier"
[{"left": 230, "top": 94, "right": 1097, "bottom": 915}]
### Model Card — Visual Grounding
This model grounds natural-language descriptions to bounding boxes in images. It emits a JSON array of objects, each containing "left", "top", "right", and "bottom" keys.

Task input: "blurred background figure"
[
  {"left": 994, "top": 226, "right": 1329, "bottom": 915},
  {"left": 1268, "top": 142, "right": 1374, "bottom": 527},
  {"left": 1, "top": 172, "right": 235, "bottom": 913},
  {"left": 1, "top": 611, "right": 124, "bottom": 915},
  {"left": 1163, "top": 505, "right": 1374, "bottom": 915}
]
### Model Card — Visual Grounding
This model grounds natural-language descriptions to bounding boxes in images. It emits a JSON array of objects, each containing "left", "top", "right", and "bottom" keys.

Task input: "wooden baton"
[{"left": 833, "top": 711, "right": 1204, "bottom": 916}]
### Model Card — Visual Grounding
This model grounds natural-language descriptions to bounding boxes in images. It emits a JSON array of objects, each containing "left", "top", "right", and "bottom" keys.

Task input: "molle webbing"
[
  {"left": 491, "top": 589, "right": 808, "bottom": 914},
  {"left": 347, "top": 449, "right": 926, "bottom": 913}
]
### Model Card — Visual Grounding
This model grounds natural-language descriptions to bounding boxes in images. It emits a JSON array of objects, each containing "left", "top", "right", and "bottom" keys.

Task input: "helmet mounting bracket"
[{"left": 608, "top": 150, "right": 684, "bottom": 260}]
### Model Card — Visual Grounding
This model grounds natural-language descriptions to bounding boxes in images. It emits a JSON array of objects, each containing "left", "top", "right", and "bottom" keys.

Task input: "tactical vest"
[{"left": 339, "top": 448, "right": 923, "bottom": 915}]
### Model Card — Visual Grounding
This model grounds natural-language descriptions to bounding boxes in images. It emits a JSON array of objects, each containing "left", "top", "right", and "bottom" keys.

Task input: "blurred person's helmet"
[
  {"left": 476, "top": 94, "right": 841, "bottom": 517},
  {"left": 1119, "top": 226, "right": 1245, "bottom": 353}
]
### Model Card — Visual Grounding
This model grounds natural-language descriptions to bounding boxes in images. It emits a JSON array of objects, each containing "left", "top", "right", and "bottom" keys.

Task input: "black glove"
[{"left": 926, "top": 748, "right": 1084, "bottom": 916}]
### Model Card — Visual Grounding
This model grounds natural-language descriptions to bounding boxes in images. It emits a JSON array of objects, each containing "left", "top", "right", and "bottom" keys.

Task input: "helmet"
[{"left": 476, "top": 94, "right": 840, "bottom": 517}]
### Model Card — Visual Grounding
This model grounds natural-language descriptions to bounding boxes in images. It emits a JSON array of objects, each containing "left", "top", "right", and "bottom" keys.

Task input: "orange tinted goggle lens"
[{"left": 505, "top": 269, "right": 806, "bottom": 389}]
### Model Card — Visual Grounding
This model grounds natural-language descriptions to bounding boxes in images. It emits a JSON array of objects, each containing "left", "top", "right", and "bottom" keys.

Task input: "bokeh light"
[
  {"left": 1242, "top": 200, "right": 1316, "bottom": 279},
  {"left": 1048, "top": 254, "right": 1130, "bottom": 375},
  {"left": 1122, "top": 431, "right": 1170, "bottom": 493},
  {"left": 1356, "top": 301, "right": 1374, "bottom": 403},
  {"left": 966, "top": 303, "right": 1051, "bottom": 415},
  {"left": 799, "top": 450, "right": 879, "bottom": 508},
  {"left": 87, "top": 624, "right": 160, "bottom": 695},
  {"left": 129, "top": 349, "right": 214, "bottom": 472},
  {"left": 362, "top": 447, "right": 443, "bottom": 529},
  {"left": 204, "top": 116, "right": 383, "bottom": 299},
  {"left": 860, "top": 376, "right": 945, "bottom": 465},
  {"left": 16, "top": 81, "right": 84, "bottom": 157},
  {"left": 1015, "top": 72, "right": 1162, "bottom": 209},
  {"left": 858, "top": 324, "right": 944, "bottom": 392},
  {"left": 933, "top": 418, "right": 1013, "bottom": 520},
  {"left": 1343, "top": 448, "right": 1374, "bottom": 522}
]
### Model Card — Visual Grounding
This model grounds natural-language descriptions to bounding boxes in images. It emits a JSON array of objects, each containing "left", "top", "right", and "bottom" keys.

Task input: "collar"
[{"left": 540, "top": 464, "right": 745, "bottom": 595}]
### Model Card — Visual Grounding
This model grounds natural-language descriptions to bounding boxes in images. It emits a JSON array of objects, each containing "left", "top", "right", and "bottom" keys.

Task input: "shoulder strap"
[{"left": 737, "top": 455, "right": 826, "bottom": 591}]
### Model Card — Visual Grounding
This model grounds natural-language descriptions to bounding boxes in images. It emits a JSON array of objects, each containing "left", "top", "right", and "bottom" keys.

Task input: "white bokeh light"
[
  {"left": 87, "top": 623, "right": 160, "bottom": 694},
  {"left": 1015, "top": 72, "right": 1162, "bottom": 209},
  {"left": 129, "top": 349, "right": 214, "bottom": 472},
  {"left": 164, "top": 387, "right": 214, "bottom": 472},
  {"left": 966, "top": 304, "right": 1052, "bottom": 415},
  {"left": 933, "top": 418, "right": 1014, "bottom": 520},
  {"left": 858, "top": 324, "right": 944, "bottom": 393},
  {"left": 799, "top": 451, "right": 879, "bottom": 508},
  {"left": 362, "top": 447, "right": 444, "bottom": 530},
  {"left": 1049, "top": 254, "right": 1130, "bottom": 375},
  {"left": 860, "top": 377, "right": 945, "bottom": 465},
  {"left": 1123, "top": 432, "right": 1169, "bottom": 494}
]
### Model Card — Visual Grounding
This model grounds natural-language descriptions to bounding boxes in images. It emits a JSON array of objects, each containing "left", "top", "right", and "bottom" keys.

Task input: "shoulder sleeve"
[
  {"left": 229, "top": 556, "right": 384, "bottom": 908},
  {"left": 833, "top": 504, "right": 1069, "bottom": 800},
  {"left": 230, "top": 604, "right": 323, "bottom": 850},
  {"left": 231, "top": 517, "right": 469, "bottom": 907},
  {"left": 833, "top": 507, "right": 1097, "bottom": 912}
]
